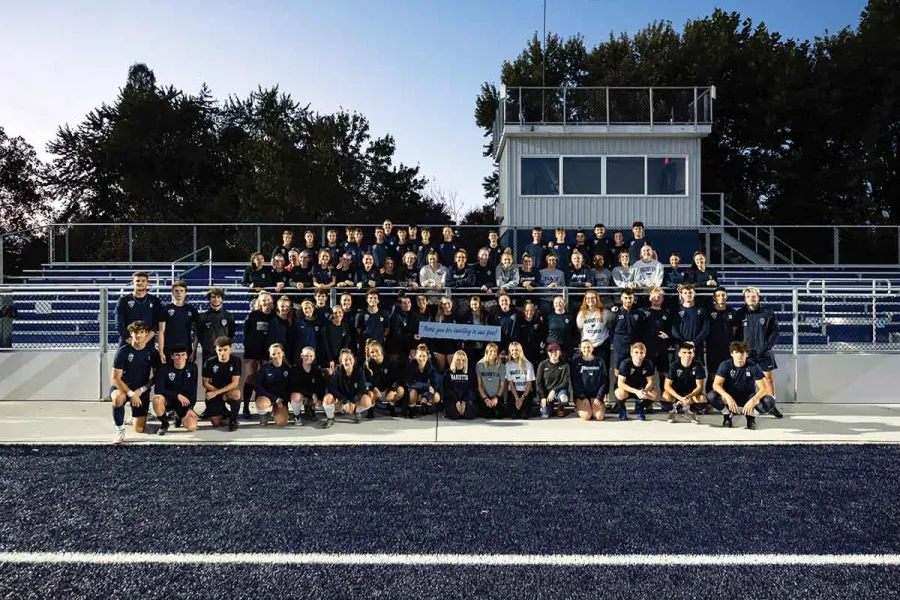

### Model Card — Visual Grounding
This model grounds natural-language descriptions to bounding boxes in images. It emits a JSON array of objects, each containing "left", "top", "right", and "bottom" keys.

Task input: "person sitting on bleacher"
[
  {"left": 269, "top": 255, "right": 292, "bottom": 295},
  {"left": 545, "top": 227, "right": 571, "bottom": 275},
  {"left": 612, "top": 252, "right": 634, "bottom": 289},
  {"left": 243, "top": 252, "right": 273, "bottom": 301},
  {"left": 356, "top": 252, "right": 382, "bottom": 290},
  {"left": 627, "top": 221, "right": 652, "bottom": 265},
  {"left": 566, "top": 250, "right": 593, "bottom": 289},
  {"left": 474, "top": 248, "right": 496, "bottom": 295},
  {"left": 438, "top": 226, "right": 459, "bottom": 267},
  {"left": 517, "top": 253, "right": 539, "bottom": 301},
  {"left": 485, "top": 230, "right": 506, "bottom": 269},
  {"left": 271, "top": 230, "right": 293, "bottom": 261},
  {"left": 446, "top": 249, "right": 475, "bottom": 291},
  {"left": 523, "top": 227, "right": 545, "bottom": 269},
  {"left": 312, "top": 250, "right": 336, "bottom": 291},
  {"left": 684, "top": 251, "right": 719, "bottom": 305},
  {"left": 495, "top": 250, "right": 520, "bottom": 297},
  {"left": 418, "top": 250, "right": 448, "bottom": 295},
  {"left": 334, "top": 252, "right": 356, "bottom": 287},
  {"left": 631, "top": 244, "right": 665, "bottom": 291},
  {"left": 291, "top": 251, "right": 314, "bottom": 295}
]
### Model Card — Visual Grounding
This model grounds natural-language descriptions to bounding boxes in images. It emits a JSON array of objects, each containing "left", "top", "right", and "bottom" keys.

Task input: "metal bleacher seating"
[{"left": 5, "top": 263, "right": 900, "bottom": 352}]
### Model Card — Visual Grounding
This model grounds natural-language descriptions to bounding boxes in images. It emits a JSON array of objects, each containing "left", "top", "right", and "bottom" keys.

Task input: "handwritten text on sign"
[{"left": 418, "top": 321, "right": 501, "bottom": 342}]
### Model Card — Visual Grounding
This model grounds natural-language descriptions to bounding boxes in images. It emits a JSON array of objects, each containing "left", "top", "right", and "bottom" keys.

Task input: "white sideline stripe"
[{"left": 2, "top": 552, "right": 900, "bottom": 566}]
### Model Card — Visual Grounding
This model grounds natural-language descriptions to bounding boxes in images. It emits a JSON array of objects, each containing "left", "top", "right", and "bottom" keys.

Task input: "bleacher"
[{"left": 5, "top": 262, "right": 900, "bottom": 351}]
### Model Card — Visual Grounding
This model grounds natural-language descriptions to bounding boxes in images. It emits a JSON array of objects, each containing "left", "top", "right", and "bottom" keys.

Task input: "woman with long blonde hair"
[
  {"left": 504, "top": 342, "right": 535, "bottom": 419},
  {"left": 444, "top": 350, "right": 476, "bottom": 420}
]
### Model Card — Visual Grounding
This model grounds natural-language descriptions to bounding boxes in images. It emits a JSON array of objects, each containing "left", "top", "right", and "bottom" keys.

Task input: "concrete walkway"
[{"left": 2, "top": 402, "right": 900, "bottom": 445}]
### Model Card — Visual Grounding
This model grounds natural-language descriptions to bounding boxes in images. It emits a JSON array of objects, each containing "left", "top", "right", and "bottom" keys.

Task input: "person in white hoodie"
[{"left": 631, "top": 244, "right": 664, "bottom": 290}]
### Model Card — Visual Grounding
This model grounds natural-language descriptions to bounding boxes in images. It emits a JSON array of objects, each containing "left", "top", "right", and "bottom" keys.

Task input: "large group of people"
[{"left": 108, "top": 219, "right": 781, "bottom": 444}]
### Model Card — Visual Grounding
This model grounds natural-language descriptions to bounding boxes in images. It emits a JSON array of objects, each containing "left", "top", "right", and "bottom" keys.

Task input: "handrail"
[{"left": 170, "top": 246, "right": 212, "bottom": 287}]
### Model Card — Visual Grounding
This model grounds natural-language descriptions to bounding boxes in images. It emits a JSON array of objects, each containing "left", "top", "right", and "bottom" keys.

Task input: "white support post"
[{"left": 792, "top": 288, "right": 799, "bottom": 403}]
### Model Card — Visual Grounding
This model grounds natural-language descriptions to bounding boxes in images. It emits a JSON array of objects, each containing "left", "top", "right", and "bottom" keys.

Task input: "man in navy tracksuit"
[
  {"left": 706, "top": 287, "right": 737, "bottom": 392},
  {"left": 670, "top": 284, "right": 710, "bottom": 357},
  {"left": 611, "top": 290, "right": 643, "bottom": 380},
  {"left": 734, "top": 287, "right": 783, "bottom": 418}
]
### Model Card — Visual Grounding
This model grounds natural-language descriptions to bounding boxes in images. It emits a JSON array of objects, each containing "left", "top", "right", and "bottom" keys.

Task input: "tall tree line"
[{"left": 473, "top": 0, "right": 900, "bottom": 233}]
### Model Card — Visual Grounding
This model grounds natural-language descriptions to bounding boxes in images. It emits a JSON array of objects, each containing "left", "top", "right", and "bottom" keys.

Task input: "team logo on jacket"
[
  {"left": 212, "top": 365, "right": 219, "bottom": 373},
  {"left": 128, "top": 301, "right": 135, "bottom": 308},
  {"left": 168, "top": 308, "right": 175, "bottom": 316},
  {"left": 730, "top": 370, "right": 736, "bottom": 377},
  {"left": 283, "top": 371, "right": 288, "bottom": 377},
  {"left": 677, "top": 369, "right": 683, "bottom": 376},
  {"left": 759, "top": 318, "right": 766, "bottom": 324},
  {"left": 187, "top": 371, "right": 191, "bottom": 378},
  {"left": 168, "top": 372, "right": 176, "bottom": 381},
  {"left": 679, "top": 310, "right": 685, "bottom": 317},
  {"left": 127, "top": 353, "right": 134, "bottom": 362},
  {"left": 221, "top": 319, "right": 227, "bottom": 327},
  {"left": 711, "top": 313, "right": 717, "bottom": 320}
]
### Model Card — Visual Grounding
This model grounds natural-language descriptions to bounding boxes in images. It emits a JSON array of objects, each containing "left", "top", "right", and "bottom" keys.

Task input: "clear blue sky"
[{"left": 0, "top": 0, "right": 868, "bottom": 216}]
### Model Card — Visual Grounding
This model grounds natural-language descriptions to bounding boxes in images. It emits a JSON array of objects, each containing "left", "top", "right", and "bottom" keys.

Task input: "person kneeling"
[
  {"left": 708, "top": 341, "right": 776, "bottom": 430},
  {"left": 571, "top": 340, "right": 608, "bottom": 421},
  {"left": 614, "top": 342, "right": 658, "bottom": 421},
  {"left": 323, "top": 350, "right": 373, "bottom": 428},
  {"left": 254, "top": 344, "right": 292, "bottom": 427},
  {"left": 662, "top": 342, "right": 707, "bottom": 424},
  {"left": 202, "top": 336, "right": 243, "bottom": 431},
  {"left": 444, "top": 351, "right": 476, "bottom": 420},
  {"left": 537, "top": 343, "right": 573, "bottom": 419},
  {"left": 152, "top": 346, "right": 199, "bottom": 435}
]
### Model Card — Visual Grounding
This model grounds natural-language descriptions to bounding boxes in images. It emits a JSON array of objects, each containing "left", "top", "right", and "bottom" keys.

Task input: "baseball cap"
[{"left": 547, "top": 343, "right": 561, "bottom": 353}]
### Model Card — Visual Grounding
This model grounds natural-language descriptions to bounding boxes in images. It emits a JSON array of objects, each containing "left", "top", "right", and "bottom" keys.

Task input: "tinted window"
[
  {"left": 606, "top": 157, "right": 645, "bottom": 195},
  {"left": 521, "top": 158, "right": 560, "bottom": 195},
  {"left": 647, "top": 157, "right": 686, "bottom": 195},
  {"left": 562, "top": 157, "right": 602, "bottom": 195}
]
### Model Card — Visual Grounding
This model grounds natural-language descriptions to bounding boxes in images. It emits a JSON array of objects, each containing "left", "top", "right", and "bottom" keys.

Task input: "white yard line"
[{"left": 2, "top": 552, "right": 900, "bottom": 566}]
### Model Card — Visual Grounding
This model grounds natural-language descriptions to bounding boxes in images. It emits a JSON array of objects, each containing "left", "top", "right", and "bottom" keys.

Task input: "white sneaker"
[
  {"left": 113, "top": 431, "right": 125, "bottom": 445},
  {"left": 123, "top": 415, "right": 133, "bottom": 426}
]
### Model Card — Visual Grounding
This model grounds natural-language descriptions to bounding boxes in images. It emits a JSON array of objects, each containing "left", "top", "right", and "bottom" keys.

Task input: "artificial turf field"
[{"left": 1, "top": 444, "right": 898, "bottom": 599}]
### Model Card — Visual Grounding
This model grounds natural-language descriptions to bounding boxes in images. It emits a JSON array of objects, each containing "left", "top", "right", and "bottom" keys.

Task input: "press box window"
[
  {"left": 647, "top": 157, "right": 686, "bottom": 195},
  {"left": 562, "top": 157, "right": 602, "bottom": 195},
  {"left": 520, "top": 157, "right": 560, "bottom": 195},
  {"left": 606, "top": 157, "right": 645, "bottom": 195}
]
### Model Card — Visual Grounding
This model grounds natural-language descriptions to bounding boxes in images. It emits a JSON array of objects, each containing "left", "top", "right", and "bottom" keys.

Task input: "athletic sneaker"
[
  {"left": 723, "top": 414, "right": 733, "bottom": 428},
  {"left": 113, "top": 431, "right": 125, "bottom": 445},
  {"left": 746, "top": 416, "right": 757, "bottom": 430},
  {"left": 293, "top": 413, "right": 302, "bottom": 426},
  {"left": 174, "top": 415, "right": 183, "bottom": 428},
  {"left": 323, "top": 418, "right": 335, "bottom": 429},
  {"left": 366, "top": 407, "right": 375, "bottom": 420},
  {"left": 540, "top": 405, "right": 551, "bottom": 419},
  {"left": 667, "top": 410, "right": 676, "bottom": 423},
  {"left": 157, "top": 420, "right": 170, "bottom": 436},
  {"left": 259, "top": 413, "right": 268, "bottom": 427},
  {"left": 228, "top": 418, "right": 238, "bottom": 432},
  {"left": 687, "top": 412, "right": 699, "bottom": 425},
  {"left": 771, "top": 407, "right": 784, "bottom": 419},
  {"left": 353, "top": 411, "right": 361, "bottom": 424},
  {"left": 636, "top": 413, "right": 646, "bottom": 421},
  {"left": 123, "top": 415, "right": 133, "bottom": 426},
  {"left": 619, "top": 412, "right": 629, "bottom": 421},
  {"left": 555, "top": 405, "right": 565, "bottom": 418}
]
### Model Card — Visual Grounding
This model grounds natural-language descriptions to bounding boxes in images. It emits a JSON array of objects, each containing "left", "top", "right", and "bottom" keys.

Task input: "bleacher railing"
[
  {"left": 30, "top": 222, "right": 900, "bottom": 271},
  {"left": 1, "top": 284, "right": 899, "bottom": 355}
]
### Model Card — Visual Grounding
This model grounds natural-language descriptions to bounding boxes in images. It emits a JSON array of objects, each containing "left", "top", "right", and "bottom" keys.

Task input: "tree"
[
  {"left": 44, "top": 64, "right": 451, "bottom": 262},
  {"left": 475, "top": 1, "right": 900, "bottom": 237},
  {"left": 0, "top": 127, "right": 53, "bottom": 275}
]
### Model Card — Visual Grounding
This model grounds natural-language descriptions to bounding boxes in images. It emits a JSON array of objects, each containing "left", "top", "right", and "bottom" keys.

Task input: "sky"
[{"left": 0, "top": 0, "right": 869, "bottom": 217}]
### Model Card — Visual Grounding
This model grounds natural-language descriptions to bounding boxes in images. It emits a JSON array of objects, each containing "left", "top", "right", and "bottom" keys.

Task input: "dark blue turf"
[
  {"left": 1, "top": 445, "right": 900, "bottom": 555},
  {"left": 1, "top": 566, "right": 898, "bottom": 600}
]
